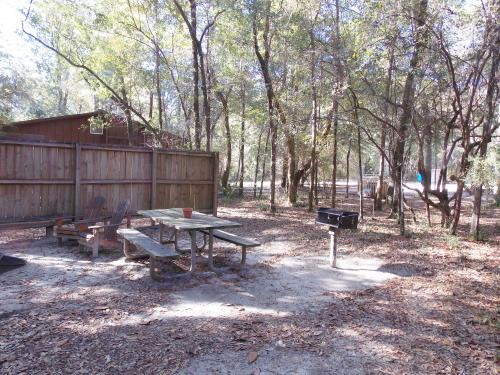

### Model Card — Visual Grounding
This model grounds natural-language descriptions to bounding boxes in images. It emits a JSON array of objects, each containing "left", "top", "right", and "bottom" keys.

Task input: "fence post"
[
  {"left": 74, "top": 143, "right": 81, "bottom": 218},
  {"left": 212, "top": 152, "right": 219, "bottom": 216},
  {"left": 151, "top": 149, "right": 157, "bottom": 209}
]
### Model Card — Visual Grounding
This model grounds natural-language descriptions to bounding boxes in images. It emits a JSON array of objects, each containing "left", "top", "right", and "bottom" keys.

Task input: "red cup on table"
[{"left": 182, "top": 208, "right": 193, "bottom": 218}]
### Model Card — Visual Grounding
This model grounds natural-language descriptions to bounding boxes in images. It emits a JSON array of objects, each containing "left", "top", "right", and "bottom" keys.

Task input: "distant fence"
[
  {"left": 363, "top": 178, "right": 389, "bottom": 199},
  {"left": 0, "top": 140, "right": 218, "bottom": 228}
]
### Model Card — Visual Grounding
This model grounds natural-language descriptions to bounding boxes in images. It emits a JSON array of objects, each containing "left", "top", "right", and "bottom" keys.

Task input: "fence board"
[{"left": 0, "top": 140, "right": 218, "bottom": 227}]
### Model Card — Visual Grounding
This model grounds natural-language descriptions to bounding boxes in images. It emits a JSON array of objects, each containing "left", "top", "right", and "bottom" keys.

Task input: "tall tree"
[
  {"left": 330, "top": 0, "right": 343, "bottom": 208},
  {"left": 393, "top": 0, "right": 429, "bottom": 235},
  {"left": 308, "top": 13, "right": 319, "bottom": 212},
  {"left": 252, "top": 0, "right": 278, "bottom": 213},
  {"left": 469, "top": 6, "right": 500, "bottom": 239},
  {"left": 216, "top": 90, "right": 231, "bottom": 190},
  {"left": 173, "top": 0, "right": 222, "bottom": 151},
  {"left": 238, "top": 78, "right": 246, "bottom": 197}
]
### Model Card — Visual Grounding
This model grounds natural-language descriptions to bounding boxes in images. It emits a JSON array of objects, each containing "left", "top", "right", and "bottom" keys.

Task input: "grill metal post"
[
  {"left": 317, "top": 208, "right": 358, "bottom": 267},
  {"left": 329, "top": 228, "right": 338, "bottom": 267}
]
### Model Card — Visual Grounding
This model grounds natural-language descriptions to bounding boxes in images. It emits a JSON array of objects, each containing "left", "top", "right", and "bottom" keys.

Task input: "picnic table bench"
[
  {"left": 198, "top": 229, "right": 260, "bottom": 267},
  {"left": 117, "top": 228, "right": 179, "bottom": 281}
]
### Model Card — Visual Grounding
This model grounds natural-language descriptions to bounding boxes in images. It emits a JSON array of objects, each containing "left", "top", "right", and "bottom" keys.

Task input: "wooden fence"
[{"left": 0, "top": 140, "right": 218, "bottom": 228}]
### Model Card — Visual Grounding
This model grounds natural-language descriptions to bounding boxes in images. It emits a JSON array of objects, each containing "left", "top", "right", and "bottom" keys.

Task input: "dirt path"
[{"left": 0, "top": 200, "right": 498, "bottom": 374}]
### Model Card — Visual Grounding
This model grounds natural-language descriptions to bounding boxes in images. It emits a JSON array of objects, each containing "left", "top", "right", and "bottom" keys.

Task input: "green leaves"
[{"left": 466, "top": 150, "right": 500, "bottom": 190}]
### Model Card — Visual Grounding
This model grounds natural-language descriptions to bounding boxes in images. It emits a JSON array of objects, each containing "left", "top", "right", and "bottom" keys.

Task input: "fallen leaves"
[
  {"left": 247, "top": 351, "right": 259, "bottom": 363},
  {"left": 0, "top": 354, "right": 15, "bottom": 364},
  {"left": 0, "top": 200, "right": 498, "bottom": 375}
]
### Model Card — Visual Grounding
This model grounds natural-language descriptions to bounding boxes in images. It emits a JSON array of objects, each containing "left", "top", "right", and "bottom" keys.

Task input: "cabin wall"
[{"left": 2, "top": 116, "right": 146, "bottom": 146}]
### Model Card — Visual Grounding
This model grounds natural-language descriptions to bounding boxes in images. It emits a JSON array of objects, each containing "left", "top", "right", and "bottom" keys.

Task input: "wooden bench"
[
  {"left": 117, "top": 228, "right": 179, "bottom": 281},
  {"left": 199, "top": 229, "right": 260, "bottom": 267}
]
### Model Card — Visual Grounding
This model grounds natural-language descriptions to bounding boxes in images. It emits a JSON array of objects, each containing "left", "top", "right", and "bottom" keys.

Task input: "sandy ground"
[{"left": 0, "top": 198, "right": 498, "bottom": 374}]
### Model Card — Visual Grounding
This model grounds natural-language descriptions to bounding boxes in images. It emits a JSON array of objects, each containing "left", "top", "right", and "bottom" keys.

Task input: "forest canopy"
[{"left": 1, "top": 0, "right": 499, "bottom": 238}]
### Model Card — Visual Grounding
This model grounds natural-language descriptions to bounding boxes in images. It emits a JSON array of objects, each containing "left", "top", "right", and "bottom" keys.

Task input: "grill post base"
[{"left": 329, "top": 228, "right": 338, "bottom": 267}]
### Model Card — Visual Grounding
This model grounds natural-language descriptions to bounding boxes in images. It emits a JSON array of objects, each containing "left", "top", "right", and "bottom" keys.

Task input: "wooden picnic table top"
[{"left": 138, "top": 208, "right": 241, "bottom": 231}]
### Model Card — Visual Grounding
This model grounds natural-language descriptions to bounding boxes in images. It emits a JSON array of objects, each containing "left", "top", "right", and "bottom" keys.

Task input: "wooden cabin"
[{"left": 0, "top": 111, "right": 184, "bottom": 147}]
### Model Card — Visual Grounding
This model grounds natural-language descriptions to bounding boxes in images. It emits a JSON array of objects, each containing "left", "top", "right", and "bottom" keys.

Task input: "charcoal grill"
[{"left": 316, "top": 208, "right": 359, "bottom": 267}]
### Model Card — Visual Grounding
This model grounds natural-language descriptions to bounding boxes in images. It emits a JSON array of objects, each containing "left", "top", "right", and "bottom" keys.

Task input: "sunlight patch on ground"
[{"left": 149, "top": 255, "right": 399, "bottom": 319}]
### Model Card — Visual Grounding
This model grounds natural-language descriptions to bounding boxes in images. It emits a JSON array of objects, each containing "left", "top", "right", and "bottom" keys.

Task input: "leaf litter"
[{"left": 0, "top": 198, "right": 498, "bottom": 374}]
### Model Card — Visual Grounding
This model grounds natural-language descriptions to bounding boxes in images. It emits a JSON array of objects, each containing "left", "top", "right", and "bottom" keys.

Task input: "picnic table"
[{"left": 137, "top": 208, "right": 241, "bottom": 273}]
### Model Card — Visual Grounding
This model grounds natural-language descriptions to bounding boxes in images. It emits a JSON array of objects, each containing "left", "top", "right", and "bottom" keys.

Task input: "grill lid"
[{"left": 316, "top": 207, "right": 359, "bottom": 229}]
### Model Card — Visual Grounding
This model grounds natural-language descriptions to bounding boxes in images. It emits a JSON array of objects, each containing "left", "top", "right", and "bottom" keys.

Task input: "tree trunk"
[
  {"left": 148, "top": 92, "right": 154, "bottom": 120},
  {"left": 281, "top": 156, "right": 288, "bottom": 189},
  {"left": 394, "top": 0, "right": 428, "bottom": 235},
  {"left": 236, "top": 152, "right": 241, "bottom": 186},
  {"left": 217, "top": 92, "right": 231, "bottom": 190},
  {"left": 469, "top": 41, "right": 499, "bottom": 239},
  {"left": 120, "top": 83, "right": 134, "bottom": 146},
  {"left": 269, "top": 111, "right": 277, "bottom": 211},
  {"left": 423, "top": 106, "right": 433, "bottom": 225},
  {"left": 470, "top": 186, "right": 483, "bottom": 238},
  {"left": 189, "top": 1, "right": 201, "bottom": 150},
  {"left": 287, "top": 135, "right": 299, "bottom": 204},
  {"left": 260, "top": 126, "right": 271, "bottom": 198},
  {"left": 331, "top": 0, "right": 343, "bottom": 208},
  {"left": 308, "top": 24, "right": 318, "bottom": 212},
  {"left": 253, "top": 4, "right": 278, "bottom": 212},
  {"left": 346, "top": 137, "right": 351, "bottom": 197},
  {"left": 155, "top": 50, "right": 163, "bottom": 130},
  {"left": 315, "top": 77, "right": 322, "bottom": 206},
  {"left": 375, "top": 43, "right": 394, "bottom": 210},
  {"left": 438, "top": 127, "right": 451, "bottom": 225},
  {"left": 199, "top": 48, "right": 211, "bottom": 151},
  {"left": 154, "top": 0, "right": 163, "bottom": 130},
  {"left": 450, "top": 177, "right": 465, "bottom": 234},
  {"left": 352, "top": 93, "right": 364, "bottom": 220},
  {"left": 253, "top": 126, "right": 265, "bottom": 198},
  {"left": 494, "top": 180, "right": 500, "bottom": 207},
  {"left": 315, "top": 159, "right": 319, "bottom": 205},
  {"left": 238, "top": 80, "right": 246, "bottom": 197},
  {"left": 55, "top": 57, "right": 68, "bottom": 114},
  {"left": 331, "top": 103, "right": 338, "bottom": 208}
]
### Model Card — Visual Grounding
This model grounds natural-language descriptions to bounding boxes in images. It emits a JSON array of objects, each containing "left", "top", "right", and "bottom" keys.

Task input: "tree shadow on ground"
[
  {"left": 0, "top": 294, "right": 384, "bottom": 374},
  {"left": 2, "top": 255, "right": 496, "bottom": 374},
  {"left": 1, "top": 199, "right": 498, "bottom": 374}
]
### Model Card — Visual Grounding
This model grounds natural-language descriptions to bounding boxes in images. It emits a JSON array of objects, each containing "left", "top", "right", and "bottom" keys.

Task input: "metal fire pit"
[{"left": 316, "top": 208, "right": 359, "bottom": 267}]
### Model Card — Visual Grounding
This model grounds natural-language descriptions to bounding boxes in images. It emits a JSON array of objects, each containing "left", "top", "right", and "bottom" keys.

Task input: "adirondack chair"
[
  {"left": 54, "top": 196, "right": 107, "bottom": 246},
  {"left": 78, "top": 200, "right": 131, "bottom": 257}
]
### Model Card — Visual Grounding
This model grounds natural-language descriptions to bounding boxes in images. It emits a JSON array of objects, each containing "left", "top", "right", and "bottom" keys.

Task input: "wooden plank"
[
  {"left": 74, "top": 143, "right": 81, "bottom": 217},
  {"left": 0, "top": 144, "right": 6, "bottom": 178},
  {"left": 0, "top": 139, "right": 74, "bottom": 149},
  {"left": 13, "top": 145, "right": 21, "bottom": 180},
  {"left": 117, "top": 228, "right": 178, "bottom": 257},
  {"left": 6, "top": 145, "right": 15, "bottom": 179},
  {"left": 156, "top": 150, "right": 214, "bottom": 157},
  {"left": 169, "top": 184, "right": 189, "bottom": 208},
  {"left": 199, "top": 229, "right": 260, "bottom": 247},
  {"left": 0, "top": 178, "right": 220, "bottom": 185},
  {"left": 0, "top": 179, "right": 74, "bottom": 184},
  {"left": 157, "top": 183, "right": 169, "bottom": 208},
  {"left": 0, "top": 139, "right": 213, "bottom": 154},
  {"left": 212, "top": 152, "right": 219, "bottom": 216},
  {"left": 151, "top": 150, "right": 157, "bottom": 209},
  {"left": 81, "top": 144, "right": 151, "bottom": 153},
  {"left": 157, "top": 179, "right": 212, "bottom": 185},
  {"left": 0, "top": 216, "right": 74, "bottom": 229},
  {"left": 83, "top": 179, "right": 150, "bottom": 184},
  {"left": 138, "top": 208, "right": 240, "bottom": 231}
]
